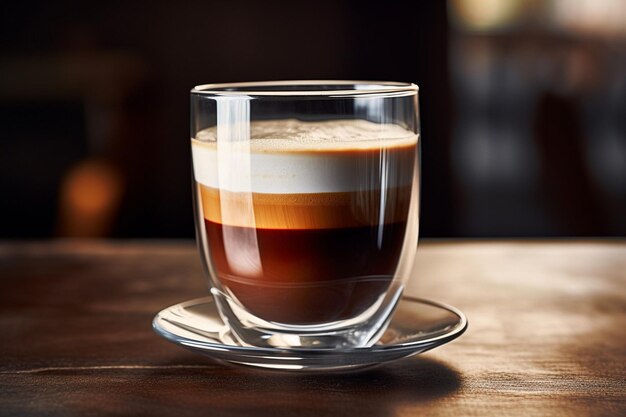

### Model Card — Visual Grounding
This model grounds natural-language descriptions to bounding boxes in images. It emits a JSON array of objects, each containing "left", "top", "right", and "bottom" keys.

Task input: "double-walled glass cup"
[{"left": 191, "top": 81, "right": 420, "bottom": 349}]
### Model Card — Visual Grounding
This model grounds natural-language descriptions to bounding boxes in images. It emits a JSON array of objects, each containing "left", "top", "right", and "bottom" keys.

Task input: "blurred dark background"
[{"left": 1, "top": 0, "right": 625, "bottom": 239}]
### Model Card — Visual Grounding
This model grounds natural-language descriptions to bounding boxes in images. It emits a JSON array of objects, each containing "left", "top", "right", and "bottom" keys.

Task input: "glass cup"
[{"left": 190, "top": 81, "right": 420, "bottom": 349}]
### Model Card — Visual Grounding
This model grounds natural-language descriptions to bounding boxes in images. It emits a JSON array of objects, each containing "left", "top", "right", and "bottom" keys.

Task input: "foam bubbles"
[
  {"left": 194, "top": 119, "right": 416, "bottom": 152},
  {"left": 192, "top": 119, "right": 418, "bottom": 193}
]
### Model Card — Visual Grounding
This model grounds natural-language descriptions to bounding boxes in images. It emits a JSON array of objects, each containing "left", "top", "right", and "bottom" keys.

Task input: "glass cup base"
[{"left": 210, "top": 285, "right": 404, "bottom": 349}]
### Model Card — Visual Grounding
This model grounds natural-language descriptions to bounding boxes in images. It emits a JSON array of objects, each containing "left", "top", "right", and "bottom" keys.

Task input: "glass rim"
[{"left": 191, "top": 80, "right": 418, "bottom": 97}]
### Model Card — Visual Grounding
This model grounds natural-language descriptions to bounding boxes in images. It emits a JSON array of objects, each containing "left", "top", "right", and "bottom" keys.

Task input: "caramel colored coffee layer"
[{"left": 199, "top": 185, "right": 413, "bottom": 229}]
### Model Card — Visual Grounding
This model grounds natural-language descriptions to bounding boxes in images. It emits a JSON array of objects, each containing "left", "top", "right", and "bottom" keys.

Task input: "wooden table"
[{"left": 0, "top": 241, "right": 624, "bottom": 416}]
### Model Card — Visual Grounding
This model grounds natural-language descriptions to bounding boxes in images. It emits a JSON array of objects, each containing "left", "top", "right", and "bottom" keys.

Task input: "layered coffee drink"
[{"left": 192, "top": 119, "right": 418, "bottom": 325}]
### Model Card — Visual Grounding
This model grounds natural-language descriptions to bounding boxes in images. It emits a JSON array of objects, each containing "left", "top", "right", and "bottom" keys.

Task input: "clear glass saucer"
[{"left": 152, "top": 296, "right": 467, "bottom": 371}]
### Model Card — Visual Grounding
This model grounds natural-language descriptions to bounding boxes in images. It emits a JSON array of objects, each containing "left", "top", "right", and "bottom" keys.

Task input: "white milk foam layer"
[{"left": 192, "top": 119, "right": 418, "bottom": 194}]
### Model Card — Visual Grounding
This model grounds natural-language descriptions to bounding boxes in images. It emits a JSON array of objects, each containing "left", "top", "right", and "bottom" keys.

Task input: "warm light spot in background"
[
  {"left": 551, "top": 0, "right": 626, "bottom": 37},
  {"left": 58, "top": 159, "right": 123, "bottom": 237},
  {"left": 450, "top": 0, "right": 626, "bottom": 36},
  {"left": 449, "top": 0, "right": 526, "bottom": 30}
]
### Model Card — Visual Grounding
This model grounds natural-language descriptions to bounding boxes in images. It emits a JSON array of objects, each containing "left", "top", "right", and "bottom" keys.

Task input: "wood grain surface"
[{"left": 0, "top": 240, "right": 624, "bottom": 416}]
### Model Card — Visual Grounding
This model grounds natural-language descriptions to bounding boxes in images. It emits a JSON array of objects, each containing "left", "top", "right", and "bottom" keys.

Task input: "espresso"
[{"left": 192, "top": 119, "right": 418, "bottom": 325}]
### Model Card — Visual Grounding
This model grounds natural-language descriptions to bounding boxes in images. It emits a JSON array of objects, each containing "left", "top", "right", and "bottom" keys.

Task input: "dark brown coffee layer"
[{"left": 205, "top": 219, "right": 407, "bottom": 324}]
